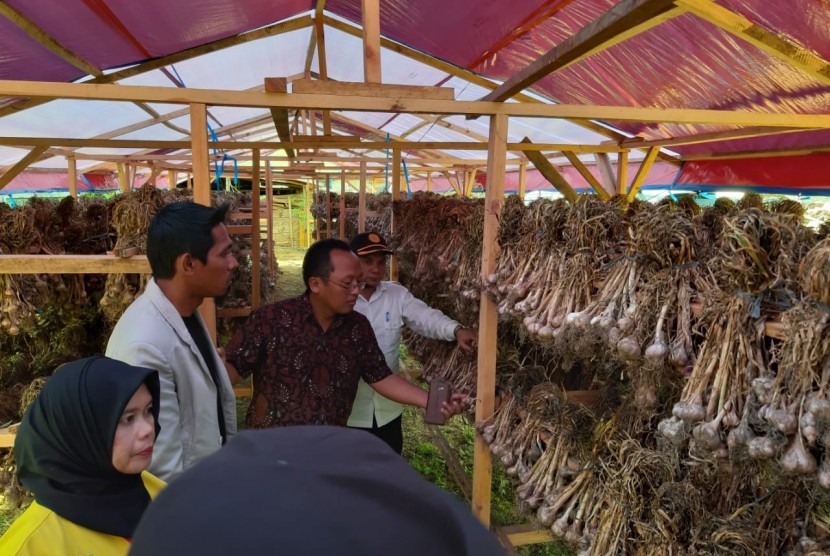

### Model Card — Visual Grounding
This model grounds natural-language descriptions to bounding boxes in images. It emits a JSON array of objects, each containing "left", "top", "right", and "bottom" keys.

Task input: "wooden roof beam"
[
  {"left": 521, "top": 138, "right": 578, "bottom": 201},
  {"left": 321, "top": 15, "right": 680, "bottom": 164},
  {"left": 0, "top": 2, "right": 101, "bottom": 77},
  {"left": 0, "top": 146, "right": 48, "bottom": 190},
  {"left": 676, "top": 0, "right": 830, "bottom": 86},
  {"left": 621, "top": 125, "right": 804, "bottom": 149},
  {"left": 480, "top": 0, "right": 683, "bottom": 103},
  {"left": 4, "top": 80, "right": 823, "bottom": 128},
  {"left": 0, "top": 15, "right": 313, "bottom": 118}
]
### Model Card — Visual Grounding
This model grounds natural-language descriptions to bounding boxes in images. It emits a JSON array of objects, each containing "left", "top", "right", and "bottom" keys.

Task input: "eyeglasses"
[{"left": 322, "top": 278, "right": 366, "bottom": 292}]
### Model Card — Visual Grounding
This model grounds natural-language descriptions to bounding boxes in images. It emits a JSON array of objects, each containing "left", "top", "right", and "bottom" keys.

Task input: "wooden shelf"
[{"left": 0, "top": 254, "right": 151, "bottom": 274}]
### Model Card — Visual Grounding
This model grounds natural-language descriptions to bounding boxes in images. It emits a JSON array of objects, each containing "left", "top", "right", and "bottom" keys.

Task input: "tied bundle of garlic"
[
  {"left": 0, "top": 275, "right": 33, "bottom": 336},
  {"left": 660, "top": 210, "right": 812, "bottom": 459},
  {"left": 771, "top": 238, "right": 830, "bottom": 482}
]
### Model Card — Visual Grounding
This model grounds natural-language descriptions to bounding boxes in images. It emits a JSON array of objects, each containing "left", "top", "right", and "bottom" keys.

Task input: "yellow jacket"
[{"left": 0, "top": 472, "right": 164, "bottom": 556}]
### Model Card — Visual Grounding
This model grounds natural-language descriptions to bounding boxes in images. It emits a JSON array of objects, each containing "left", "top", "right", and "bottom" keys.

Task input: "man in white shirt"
[{"left": 346, "top": 232, "right": 477, "bottom": 453}]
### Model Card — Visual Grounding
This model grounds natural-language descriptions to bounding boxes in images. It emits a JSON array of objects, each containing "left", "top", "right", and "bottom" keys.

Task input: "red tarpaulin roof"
[{"left": 1, "top": 0, "right": 829, "bottom": 193}]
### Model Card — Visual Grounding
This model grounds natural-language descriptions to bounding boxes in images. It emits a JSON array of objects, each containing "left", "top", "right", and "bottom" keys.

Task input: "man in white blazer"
[{"left": 107, "top": 201, "right": 239, "bottom": 481}]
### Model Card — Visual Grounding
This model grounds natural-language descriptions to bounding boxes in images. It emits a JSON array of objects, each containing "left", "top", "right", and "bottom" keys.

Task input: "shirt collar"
[{"left": 301, "top": 293, "right": 346, "bottom": 331}]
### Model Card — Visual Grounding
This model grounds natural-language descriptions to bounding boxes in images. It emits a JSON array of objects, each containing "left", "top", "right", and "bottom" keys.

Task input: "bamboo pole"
[
  {"left": 251, "top": 149, "right": 261, "bottom": 310},
  {"left": 191, "top": 103, "right": 217, "bottom": 344},
  {"left": 390, "top": 149, "right": 401, "bottom": 281},
  {"left": 472, "top": 113, "right": 508, "bottom": 527},
  {"left": 359, "top": 162, "right": 367, "bottom": 233},
  {"left": 67, "top": 156, "right": 77, "bottom": 198}
]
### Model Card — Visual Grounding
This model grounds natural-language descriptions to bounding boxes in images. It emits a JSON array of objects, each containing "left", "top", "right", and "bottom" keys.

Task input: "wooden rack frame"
[{"left": 0, "top": 78, "right": 820, "bottom": 549}]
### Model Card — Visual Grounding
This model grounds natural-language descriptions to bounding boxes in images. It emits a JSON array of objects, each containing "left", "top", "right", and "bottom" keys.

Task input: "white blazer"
[{"left": 106, "top": 278, "right": 237, "bottom": 481}]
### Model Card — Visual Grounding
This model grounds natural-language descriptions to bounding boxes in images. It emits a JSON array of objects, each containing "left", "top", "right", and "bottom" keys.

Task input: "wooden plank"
[
  {"left": 481, "top": 0, "right": 680, "bottom": 102},
  {"left": 293, "top": 79, "right": 454, "bottom": 101},
  {"left": 563, "top": 151, "right": 610, "bottom": 200},
  {"left": 0, "top": 2, "right": 101, "bottom": 77},
  {"left": 0, "top": 146, "right": 49, "bottom": 190},
  {"left": 361, "top": 0, "right": 381, "bottom": 83},
  {"left": 627, "top": 146, "right": 660, "bottom": 201},
  {"left": 501, "top": 524, "right": 555, "bottom": 547},
  {"left": 292, "top": 134, "right": 361, "bottom": 143},
  {"left": 67, "top": 156, "right": 78, "bottom": 198},
  {"left": 191, "top": 103, "right": 217, "bottom": 344},
  {"left": 169, "top": 170, "right": 177, "bottom": 189},
  {"left": 264, "top": 78, "right": 295, "bottom": 158},
  {"left": 251, "top": 149, "right": 261, "bottom": 310},
  {"left": 359, "top": 162, "right": 367, "bottom": 233},
  {"left": 233, "top": 385, "right": 253, "bottom": 397},
  {"left": 616, "top": 150, "right": 629, "bottom": 195},
  {"left": 2, "top": 81, "right": 823, "bottom": 128},
  {"left": 116, "top": 163, "right": 128, "bottom": 193},
  {"left": 288, "top": 196, "right": 295, "bottom": 248},
  {"left": 339, "top": 169, "right": 347, "bottom": 239},
  {"left": 518, "top": 163, "right": 526, "bottom": 200},
  {"left": 426, "top": 172, "right": 433, "bottom": 192},
  {"left": 314, "top": 179, "right": 321, "bottom": 241},
  {"left": 521, "top": 139, "right": 578, "bottom": 202},
  {"left": 473, "top": 113, "right": 508, "bottom": 527},
  {"left": 390, "top": 149, "right": 401, "bottom": 281},
  {"left": 0, "top": 15, "right": 313, "bottom": 119},
  {"left": 676, "top": 0, "right": 830, "bottom": 87},
  {"left": 0, "top": 424, "right": 18, "bottom": 448},
  {"left": 0, "top": 254, "right": 150, "bottom": 274}
]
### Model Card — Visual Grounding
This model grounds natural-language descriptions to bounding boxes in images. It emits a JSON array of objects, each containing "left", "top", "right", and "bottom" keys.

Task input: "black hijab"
[
  {"left": 129, "top": 426, "right": 505, "bottom": 556},
  {"left": 14, "top": 356, "right": 161, "bottom": 538}
]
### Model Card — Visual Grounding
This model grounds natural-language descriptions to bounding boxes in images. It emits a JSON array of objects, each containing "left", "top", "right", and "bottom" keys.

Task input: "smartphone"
[{"left": 425, "top": 381, "right": 453, "bottom": 425}]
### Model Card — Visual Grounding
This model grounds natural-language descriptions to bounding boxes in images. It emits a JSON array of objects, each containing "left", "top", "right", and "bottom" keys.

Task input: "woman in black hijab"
[{"left": 0, "top": 356, "right": 162, "bottom": 556}]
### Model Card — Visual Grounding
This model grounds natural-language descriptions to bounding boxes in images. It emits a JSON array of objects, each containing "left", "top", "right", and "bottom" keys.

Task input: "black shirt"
[{"left": 182, "top": 315, "right": 227, "bottom": 444}]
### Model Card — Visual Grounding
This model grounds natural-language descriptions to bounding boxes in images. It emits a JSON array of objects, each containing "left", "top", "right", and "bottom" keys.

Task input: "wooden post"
[
  {"left": 265, "top": 161, "right": 274, "bottom": 275},
  {"left": 288, "top": 196, "right": 294, "bottom": 248},
  {"left": 169, "top": 170, "right": 177, "bottom": 189},
  {"left": 616, "top": 150, "right": 629, "bottom": 195},
  {"left": 251, "top": 149, "right": 261, "bottom": 310},
  {"left": 426, "top": 172, "right": 432, "bottom": 192},
  {"left": 305, "top": 181, "right": 312, "bottom": 247},
  {"left": 325, "top": 176, "right": 332, "bottom": 238},
  {"left": 340, "top": 168, "right": 346, "bottom": 239},
  {"left": 67, "top": 156, "right": 78, "bottom": 198},
  {"left": 315, "top": 16, "right": 332, "bottom": 135},
  {"left": 472, "top": 113, "right": 508, "bottom": 527},
  {"left": 359, "top": 162, "right": 367, "bottom": 233},
  {"left": 190, "top": 103, "right": 217, "bottom": 344},
  {"left": 390, "top": 149, "right": 401, "bottom": 281},
  {"left": 361, "top": 0, "right": 381, "bottom": 83},
  {"left": 518, "top": 162, "right": 527, "bottom": 200},
  {"left": 314, "top": 179, "right": 321, "bottom": 240},
  {"left": 116, "top": 163, "right": 128, "bottom": 193}
]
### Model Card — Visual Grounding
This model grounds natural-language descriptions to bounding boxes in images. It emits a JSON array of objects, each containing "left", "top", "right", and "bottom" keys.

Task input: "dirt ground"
[{"left": 274, "top": 246, "right": 307, "bottom": 300}]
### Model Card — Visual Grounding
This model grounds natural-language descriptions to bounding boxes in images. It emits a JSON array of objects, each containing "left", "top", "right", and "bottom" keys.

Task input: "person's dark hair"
[
  {"left": 302, "top": 238, "right": 352, "bottom": 288},
  {"left": 147, "top": 201, "right": 230, "bottom": 279}
]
